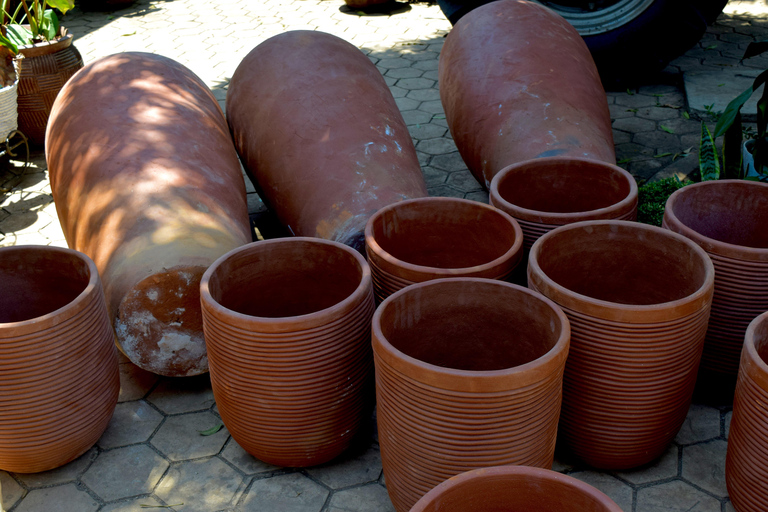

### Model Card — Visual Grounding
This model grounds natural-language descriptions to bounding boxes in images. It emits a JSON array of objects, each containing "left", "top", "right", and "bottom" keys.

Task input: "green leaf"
[
  {"left": 722, "top": 111, "right": 743, "bottom": 179},
  {"left": 714, "top": 68, "right": 768, "bottom": 138},
  {"left": 699, "top": 122, "right": 721, "bottom": 181},
  {"left": 626, "top": 88, "right": 634, "bottom": 95},
  {"left": 198, "top": 424, "right": 223, "bottom": 436},
  {"left": 617, "top": 157, "right": 632, "bottom": 164},
  {"left": 45, "top": 0, "right": 74, "bottom": 15},
  {"left": 660, "top": 125, "right": 674, "bottom": 134},
  {"left": 654, "top": 152, "right": 672, "bottom": 158},
  {"left": 6, "top": 24, "right": 32, "bottom": 46},
  {"left": 39, "top": 9, "right": 58, "bottom": 41},
  {"left": 0, "top": 33, "right": 17, "bottom": 53},
  {"left": 683, "top": 111, "right": 690, "bottom": 120},
  {"left": 743, "top": 40, "right": 768, "bottom": 61}
]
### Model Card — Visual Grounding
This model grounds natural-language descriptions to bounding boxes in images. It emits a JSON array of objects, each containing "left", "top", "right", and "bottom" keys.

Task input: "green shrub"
[{"left": 637, "top": 178, "right": 687, "bottom": 227}]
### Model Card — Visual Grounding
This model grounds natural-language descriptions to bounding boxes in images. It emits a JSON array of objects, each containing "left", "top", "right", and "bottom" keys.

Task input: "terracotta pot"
[
  {"left": 200, "top": 238, "right": 375, "bottom": 467},
  {"left": 0, "top": 245, "right": 119, "bottom": 473},
  {"left": 662, "top": 180, "right": 768, "bottom": 392},
  {"left": 226, "top": 30, "right": 427, "bottom": 252},
  {"left": 726, "top": 311, "right": 768, "bottom": 511},
  {"left": 364, "top": 197, "right": 523, "bottom": 302},
  {"left": 46, "top": 52, "right": 252, "bottom": 377},
  {"left": 528, "top": 220, "right": 714, "bottom": 469},
  {"left": 439, "top": 0, "right": 615, "bottom": 189},
  {"left": 409, "top": 465, "right": 623, "bottom": 512},
  {"left": 16, "top": 29, "right": 83, "bottom": 145},
  {"left": 373, "top": 278, "right": 570, "bottom": 512}
]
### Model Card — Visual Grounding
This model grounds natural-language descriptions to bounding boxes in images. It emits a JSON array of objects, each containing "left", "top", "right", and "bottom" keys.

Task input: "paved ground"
[{"left": 1, "top": 0, "right": 766, "bottom": 511}]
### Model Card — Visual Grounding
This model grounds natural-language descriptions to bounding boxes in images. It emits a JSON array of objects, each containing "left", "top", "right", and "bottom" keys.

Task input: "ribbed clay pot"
[
  {"left": 528, "top": 220, "right": 714, "bottom": 470},
  {"left": 373, "top": 278, "right": 570, "bottom": 512},
  {"left": 46, "top": 52, "right": 252, "bottom": 377},
  {"left": 409, "top": 465, "right": 623, "bottom": 512},
  {"left": 364, "top": 197, "right": 523, "bottom": 302},
  {"left": 0, "top": 246, "right": 119, "bottom": 473},
  {"left": 200, "top": 238, "right": 375, "bottom": 467},
  {"left": 726, "top": 311, "right": 768, "bottom": 511},
  {"left": 226, "top": 30, "right": 427, "bottom": 251},
  {"left": 439, "top": 0, "right": 615, "bottom": 189},
  {"left": 663, "top": 180, "right": 768, "bottom": 393}
]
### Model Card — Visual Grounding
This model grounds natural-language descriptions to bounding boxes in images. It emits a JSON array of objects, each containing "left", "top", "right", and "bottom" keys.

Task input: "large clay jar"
[
  {"left": 439, "top": 0, "right": 615, "bottom": 189},
  {"left": 226, "top": 30, "right": 427, "bottom": 252},
  {"left": 663, "top": 180, "right": 768, "bottom": 394},
  {"left": 373, "top": 278, "right": 570, "bottom": 512},
  {"left": 409, "top": 465, "right": 623, "bottom": 512},
  {"left": 528, "top": 220, "right": 714, "bottom": 470},
  {"left": 46, "top": 52, "right": 252, "bottom": 377},
  {"left": 364, "top": 197, "right": 523, "bottom": 302},
  {"left": 200, "top": 238, "right": 375, "bottom": 467},
  {"left": 726, "top": 311, "right": 768, "bottom": 511},
  {"left": 0, "top": 246, "right": 119, "bottom": 473}
]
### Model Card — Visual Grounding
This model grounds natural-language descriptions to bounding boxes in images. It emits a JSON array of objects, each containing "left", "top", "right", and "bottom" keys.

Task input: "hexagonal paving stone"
[
  {"left": 616, "top": 443, "right": 679, "bottom": 485},
  {"left": 146, "top": 375, "right": 215, "bottom": 414},
  {"left": 636, "top": 480, "right": 721, "bottom": 512},
  {"left": 155, "top": 458, "right": 245, "bottom": 512},
  {"left": 725, "top": 410, "right": 732, "bottom": 439},
  {"left": 238, "top": 473, "right": 329, "bottom": 512},
  {"left": 151, "top": 411, "right": 228, "bottom": 461},
  {"left": 612, "top": 116, "right": 657, "bottom": 133},
  {"left": 445, "top": 170, "right": 483, "bottom": 193},
  {"left": 13, "top": 447, "right": 97, "bottom": 488},
  {"left": 569, "top": 472, "right": 632, "bottom": 512},
  {"left": 0, "top": 471, "right": 23, "bottom": 511},
  {"left": 306, "top": 446, "right": 382, "bottom": 489},
  {"left": 464, "top": 190, "right": 489, "bottom": 203},
  {"left": 427, "top": 185, "right": 465, "bottom": 199},
  {"left": 98, "top": 400, "right": 164, "bottom": 449},
  {"left": 220, "top": 438, "right": 281, "bottom": 475},
  {"left": 14, "top": 484, "right": 99, "bottom": 512},
  {"left": 81, "top": 445, "right": 169, "bottom": 501},
  {"left": 430, "top": 152, "right": 469, "bottom": 173},
  {"left": 416, "top": 138, "right": 458, "bottom": 156},
  {"left": 675, "top": 404, "right": 722, "bottom": 445},
  {"left": 327, "top": 483, "right": 394, "bottom": 512},
  {"left": 396, "top": 77, "right": 434, "bottom": 90},
  {"left": 682, "top": 440, "right": 729, "bottom": 497},
  {"left": 100, "top": 496, "right": 168, "bottom": 512}
]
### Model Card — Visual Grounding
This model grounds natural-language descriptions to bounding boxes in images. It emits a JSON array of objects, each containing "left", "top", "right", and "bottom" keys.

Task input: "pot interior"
[
  {"left": 496, "top": 159, "right": 631, "bottom": 214},
  {"left": 207, "top": 240, "right": 363, "bottom": 318},
  {"left": 535, "top": 223, "right": 708, "bottom": 305},
  {"left": 670, "top": 181, "right": 768, "bottom": 248},
  {"left": 378, "top": 280, "right": 562, "bottom": 371},
  {"left": 753, "top": 316, "right": 768, "bottom": 366},
  {"left": 0, "top": 249, "right": 90, "bottom": 324},
  {"left": 370, "top": 199, "right": 517, "bottom": 269}
]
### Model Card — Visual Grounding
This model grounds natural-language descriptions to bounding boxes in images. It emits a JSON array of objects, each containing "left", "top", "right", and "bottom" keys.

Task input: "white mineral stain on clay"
[{"left": 146, "top": 290, "right": 159, "bottom": 302}]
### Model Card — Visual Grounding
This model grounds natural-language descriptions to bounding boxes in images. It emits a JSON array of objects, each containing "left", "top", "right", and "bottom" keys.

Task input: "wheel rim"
[{"left": 536, "top": 0, "right": 655, "bottom": 35}]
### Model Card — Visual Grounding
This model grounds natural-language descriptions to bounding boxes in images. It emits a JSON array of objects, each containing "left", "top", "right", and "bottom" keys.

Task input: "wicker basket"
[{"left": 0, "top": 79, "right": 18, "bottom": 138}]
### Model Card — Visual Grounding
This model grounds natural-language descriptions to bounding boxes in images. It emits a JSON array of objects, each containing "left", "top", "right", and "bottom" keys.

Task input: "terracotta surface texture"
[
  {"left": 409, "top": 465, "right": 624, "bottom": 512},
  {"left": 200, "top": 238, "right": 376, "bottom": 467},
  {"left": 663, "top": 180, "right": 768, "bottom": 392},
  {"left": 0, "top": 245, "right": 119, "bottom": 473},
  {"left": 45, "top": 52, "right": 252, "bottom": 377},
  {"left": 726, "top": 311, "right": 768, "bottom": 512},
  {"left": 364, "top": 197, "right": 523, "bottom": 302},
  {"left": 373, "top": 278, "right": 570, "bottom": 512},
  {"left": 528, "top": 220, "right": 714, "bottom": 470},
  {"left": 438, "top": 0, "right": 615, "bottom": 189},
  {"left": 226, "top": 30, "right": 427, "bottom": 252}
]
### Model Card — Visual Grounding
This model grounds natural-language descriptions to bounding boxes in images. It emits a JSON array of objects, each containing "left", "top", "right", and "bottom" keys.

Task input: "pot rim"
[
  {"left": 528, "top": 220, "right": 715, "bottom": 323},
  {"left": 364, "top": 197, "right": 523, "bottom": 280},
  {"left": 744, "top": 311, "right": 768, "bottom": 390},
  {"left": 16, "top": 29, "right": 73, "bottom": 58},
  {"left": 663, "top": 179, "right": 768, "bottom": 262},
  {"left": 409, "top": 465, "right": 623, "bottom": 512},
  {"left": 0, "top": 245, "right": 101, "bottom": 333},
  {"left": 200, "top": 237, "right": 372, "bottom": 332},
  {"left": 372, "top": 277, "right": 570, "bottom": 392},
  {"left": 489, "top": 156, "right": 638, "bottom": 225}
]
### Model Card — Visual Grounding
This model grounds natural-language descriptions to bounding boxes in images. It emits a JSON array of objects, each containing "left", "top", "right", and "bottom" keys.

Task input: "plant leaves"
[
  {"left": 0, "top": 33, "right": 17, "bottom": 53},
  {"left": 699, "top": 122, "right": 721, "bottom": 181},
  {"left": 660, "top": 125, "right": 674, "bottom": 134},
  {"left": 45, "top": 0, "right": 74, "bottom": 15},
  {"left": 722, "top": 111, "right": 743, "bottom": 179},
  {"left": 743, "top": 40, "right": 768, "bottom": 61},
  {"left": 714, "top": 68, "right": 768, "bottom": 138},
  {"left": 6, "top": 24, "right": 32, "bottom": 46},
  {"left": 198, "top": 424, "right": 223, "bottom": 436},
  {"left": 39, "top": 9, "right": 58, "bottom": 41}
]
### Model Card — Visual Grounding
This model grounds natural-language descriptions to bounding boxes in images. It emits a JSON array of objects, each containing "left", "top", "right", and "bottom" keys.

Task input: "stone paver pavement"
[{"left": 1, "top": 0, "right": 766, "bottom": 510}]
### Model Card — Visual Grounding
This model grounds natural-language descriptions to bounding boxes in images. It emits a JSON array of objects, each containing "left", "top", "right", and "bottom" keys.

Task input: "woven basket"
[{"left": 0, "top": 79, "right": 18, "bottom": 137}]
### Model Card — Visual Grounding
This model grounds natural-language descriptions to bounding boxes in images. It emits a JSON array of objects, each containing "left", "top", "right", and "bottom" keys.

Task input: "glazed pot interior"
[
  {"left": 496, "top": 159, "right": 631, "bottom": 214},
  {"left": 0, "top": 249, "right": 90, "bottom": 324},
  {"left": 536, "top": 223, "right": 708, "bottom": 305},
  {"left": 378, "top": 280, "right": 561, "bottom": 371},
  {"left": 207, "top": 241, "right": 363, "bottom": 318},
  {"left": 670, "top": 182, "right": 768, "bottom": 248},
  {"left": 370, "top": 200, "right": 517, "bottom": 269}
]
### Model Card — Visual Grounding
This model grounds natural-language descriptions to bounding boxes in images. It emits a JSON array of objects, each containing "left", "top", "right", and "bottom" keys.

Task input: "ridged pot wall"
[
  {"left": 528, "top": 221, "right": 714, "bottom": 469},
  {"left": 46, "top": 52, "right": 252, "bottom": 377},
  {"left": 200, "top": 238, "right": 375, "bottom": 467},
  {"left": 726, "top": 311, "right": 768, "bottom": 511},
  {"left": 364, "top": 197, "right": 523, "bottom": 302},
  {"left": 373, "top": 278, "right": 570, "bottom": 512},
  {"left": 0, "top": 246, "right": 119, "bottom": 473},
  {"left": 439, "top": 0, "right": 615, "bottom": 189},
  {"left": 662, "top": 180, "right": 768, "bottom": 391},
  {"left": 409, "top": 466, "right": 624, "bottom": 512},
  {"left": 226, "top": 30, "right": 427, "bottom": 251}
]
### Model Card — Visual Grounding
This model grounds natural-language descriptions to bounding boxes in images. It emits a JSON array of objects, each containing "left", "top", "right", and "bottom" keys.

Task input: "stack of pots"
[
  {"left": 663, "top": 180, "right": 768, "bottom": 395},
  {"left": 365, "top": 197, "right": 523, "bottom": 302},
  {"left": 528, "top": 221, "right": 714, "bottom": 469},
  {"left": 0, "top": 246, "right": 119, "bottom": 473},
  {"left": 373, "top": 278, "right": 570, "bottom": 511},
  {"left": 200, "top": 238, "right": 375, "bottom": 467}
]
